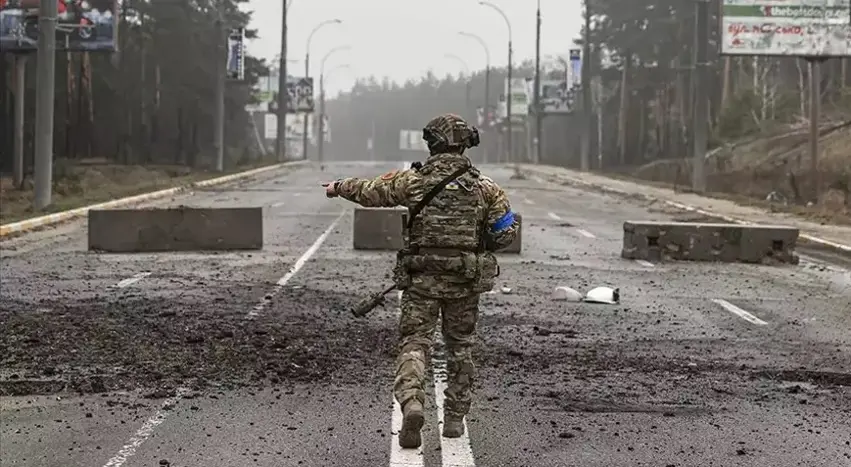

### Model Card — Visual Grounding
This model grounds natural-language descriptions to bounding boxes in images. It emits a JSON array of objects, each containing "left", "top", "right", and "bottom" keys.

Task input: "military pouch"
[
  {"left": 406, "top": 255, "right": 465, "bottom": 274},
  {"left": 466, "top": 252, "right": 499, "bottom": 293},
  {"left": 393, "top": 251, "right": 413, "bottom": 290}
]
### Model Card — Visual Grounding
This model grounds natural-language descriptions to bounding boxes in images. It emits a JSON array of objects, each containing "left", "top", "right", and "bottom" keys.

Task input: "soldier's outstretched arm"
[
  {"left": 333, "top": 168, "right": 417, "bottom": 208},
  {"left": 480, "top": 177, "right": 519, "bottom": 251}
]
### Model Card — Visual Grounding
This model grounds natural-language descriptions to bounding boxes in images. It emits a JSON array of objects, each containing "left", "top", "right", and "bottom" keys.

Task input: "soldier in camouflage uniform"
[{"left": 323, "top": 113, "right": 518, "bottom": 449}]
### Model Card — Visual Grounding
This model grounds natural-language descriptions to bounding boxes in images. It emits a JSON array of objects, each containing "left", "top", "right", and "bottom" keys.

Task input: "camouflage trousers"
[{"left": 394, "top": 289, "right": 479, "bottom": 418}]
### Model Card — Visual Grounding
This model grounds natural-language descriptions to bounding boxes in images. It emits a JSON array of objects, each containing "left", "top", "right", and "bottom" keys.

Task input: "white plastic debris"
[
  {"left": 552, "top": 286, "right": 584, "bottom": 302},
  {"left": 584, "top": 286, "right": 620, "bottom": 304},
  {"left": 500, "top": 286, "right": 512, "bottom": 294}
]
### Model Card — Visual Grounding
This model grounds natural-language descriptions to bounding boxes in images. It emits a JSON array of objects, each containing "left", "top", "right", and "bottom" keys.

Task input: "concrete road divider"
[
  {"left": 352, "top": 207, "right": 523, "bottom": 254},
  {"left": 622, "top": 221, "right": 799, "bottom": 264},
  {"left": 0, "top": 161, "right": 308, "bottom": 239},
  {"left": 88, "top": 207, "right": 263, "bottom": 252},
  {"left": 352, "top": 207, "right": 406, "bottom": 250}
]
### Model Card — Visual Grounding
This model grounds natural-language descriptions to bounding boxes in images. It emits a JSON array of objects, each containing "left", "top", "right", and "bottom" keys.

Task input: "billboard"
[
  {"left": 266, "top": 76, "right": 315, "bottom": 114},
  {"left": 720, "top": 1, "right": 851, "bottom": 56},
  {"left": 539, "top": 80, "right": 576, "bottom": 113},
  {"left": 0, "top": 0, "right": 118, "bottom": 52}
]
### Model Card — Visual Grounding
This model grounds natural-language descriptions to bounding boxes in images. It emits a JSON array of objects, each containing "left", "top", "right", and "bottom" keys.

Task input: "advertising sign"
[
  {"left": 226, "top": 27, "right": 245, "bottom": 81},
  {"left": 0, "top": 0, "right": 118, "bottom": 52},
  {"left": 568, "top": 48, "right": 582, "bottom": 88},
  {"left": 721, "top": 1, "right": 851, "bottom": 56},
  {"left": 539, "top": 80, "right": 575, "bottom": 113},
  {"left": 503, "top": 77, "right": 529, "bottom": 122},
  {"left": 267, "top": 76, "right": 315, "bottom": 114}
]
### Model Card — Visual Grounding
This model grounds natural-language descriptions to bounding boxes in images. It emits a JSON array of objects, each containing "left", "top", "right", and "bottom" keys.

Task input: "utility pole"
[
  {"left": 533, "top": 0, "right": 542, "bottom": 164},
  {"left": 692, "top": 0, "right": 709, "bottom": 193},
  {"left": 303, "top": 55, "right": 310, "bottom": 161},
  {"left": 275, "top": 2, "right": 289, "bottom": 161},
  {"left": 13, "top": 54, "right": 27, "bottom": 190},
  {"left": 506, "top": 43, "right": 513, "bottom": 162},
  {"left": 214, "top": 0, "right": 225, "bottom": 172},
  {"left": 33, "top": 0, "right": 58, "bottom": 210},
  {"left": 317, "top": 75, "right": 325, "bottom": 166},
  {"left": 580, "top": 1, "right": 591, "bottom": 172},
  {"left": 807, "top": 57, "right": 824, "bottom": 202}
]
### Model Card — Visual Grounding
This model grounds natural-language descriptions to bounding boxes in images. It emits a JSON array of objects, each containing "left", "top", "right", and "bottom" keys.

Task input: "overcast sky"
[{"left": 243, "top": 0, "right": 584, "bottom": 95}]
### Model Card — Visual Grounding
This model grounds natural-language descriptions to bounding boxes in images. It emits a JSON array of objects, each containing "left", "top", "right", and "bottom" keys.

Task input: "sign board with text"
[
  {"left": 720, "top": 0, "right": 851, "bottom": 56},
  {"left": 0, "top": 0, "right": 119, "bottom": 52}
]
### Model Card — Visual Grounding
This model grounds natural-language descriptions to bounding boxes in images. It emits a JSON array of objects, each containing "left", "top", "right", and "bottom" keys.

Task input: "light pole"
[
  {"left": 275, "top": 0, "right": 289, "bottom": 161},
  {"left": 318, "top": 46, "right": 351, "bottom": 166},
  {"left": 534, "top": 0, "right": 542, "bottom": 164},
  {"left": 479, "top": 1, "right": 512, "bottom": 163},
  {"left": 318, "top": 63, "right": 353, "bottom": 167},
  {"left": 444, "top": 54, "right": 472, "bottom": 125},
  {"left": 303, "top": 19, "right": 342, "bottom": 161},
  {"left": 458, "top": 31, "right": 491, "bottom": 124}
]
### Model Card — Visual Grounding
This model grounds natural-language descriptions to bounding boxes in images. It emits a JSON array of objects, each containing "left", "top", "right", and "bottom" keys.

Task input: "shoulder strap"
[{"left": 406, "top": 164, "right": 470, "bottom": 230}]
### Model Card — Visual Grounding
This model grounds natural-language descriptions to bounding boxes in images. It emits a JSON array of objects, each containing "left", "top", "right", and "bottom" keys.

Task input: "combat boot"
[
  {"left": 442, "top": 414, "right": 465, "bottom": 438},
  {"left": 398, "top": 400, "right": 424, "bottom": 449}
]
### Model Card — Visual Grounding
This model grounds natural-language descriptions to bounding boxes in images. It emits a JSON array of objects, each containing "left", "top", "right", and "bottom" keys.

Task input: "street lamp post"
[
  {"left": 304, "top": 19, "right": 342, "bottom": 162},
  {"left": 458, "top": 31, "right": 491, "bottom": 163},
  {"left": 458, "top": 32, "right": 491, "bottom": 124},
  {"left": 318, "top": 46, "right": 351, "bottom": 166},
  {"left": 479, "top": 1, "right": 513, "bottom": 163}
]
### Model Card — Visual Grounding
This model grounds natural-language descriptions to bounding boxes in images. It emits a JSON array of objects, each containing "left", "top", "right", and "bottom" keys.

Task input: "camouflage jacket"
[{"left": 336, "top": 153, "right": 518, "bottom": 297}]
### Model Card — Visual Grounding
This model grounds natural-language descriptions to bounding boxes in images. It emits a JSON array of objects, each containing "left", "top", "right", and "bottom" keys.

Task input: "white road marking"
[
  {"left": 712, "top": 298, "right": 768, "bottom": 326},
  {"left": 635, "top": 259, "right": 655, "bottom": 268},
  {"left": 271, "top": 201, "right": 286, "bottom": 207},
  {"left": 389, "top": 288, "right": 426, "bottom": 466},
  {"left": 577, "top": 228, "right": 596, "bottom": 239},
  {"left": 434, "top": 353, "right": 477, "bottom": 466},
  {"left": 112, "top": 272, "right": 152, "bottom": 289},
  {"left": 547, "top": 212, "right": 561, "bottom": 220},
  {"left": 389, "top": 397, "right": 426, "bottom": 466},
  {"left": 248, "top": 210, "right": 345, "bottom": 318},
  {"left": 101, "top": 387, "right": 189, "bottom": 467},
  {"left": 523, "top": 197, "right": 535, "bottom": 205}
]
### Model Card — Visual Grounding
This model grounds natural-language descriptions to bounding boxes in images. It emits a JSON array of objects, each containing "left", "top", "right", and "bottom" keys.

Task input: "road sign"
[
  {"left": 720, "top": 1, "right": 851, "bottom": 57},
  {"left": 0, "top": 0, "right": 118, "bottom": 52}
]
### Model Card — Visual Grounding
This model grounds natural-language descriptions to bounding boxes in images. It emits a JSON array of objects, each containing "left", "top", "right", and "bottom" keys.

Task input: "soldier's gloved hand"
[{"left": 321, "top": 180, "right": 340, "bottom": 198}]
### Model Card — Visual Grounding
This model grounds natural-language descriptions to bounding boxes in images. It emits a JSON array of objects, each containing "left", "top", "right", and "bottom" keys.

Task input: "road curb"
[
  {"left": 519, "top": 165, "right": 851, "bottom": 256},
  {"left": 0, "top": 160, "right": 309, "bottom": 239}
]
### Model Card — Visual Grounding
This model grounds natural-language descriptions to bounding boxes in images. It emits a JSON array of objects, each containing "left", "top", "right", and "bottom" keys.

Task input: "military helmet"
[{"left": 423, "top": 113, "right": 479, "bottom": 149}]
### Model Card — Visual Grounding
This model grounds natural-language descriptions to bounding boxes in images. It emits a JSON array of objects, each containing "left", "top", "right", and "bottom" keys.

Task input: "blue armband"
[{"left": 491, "top": 210, "right": 515, "bottom": 233}]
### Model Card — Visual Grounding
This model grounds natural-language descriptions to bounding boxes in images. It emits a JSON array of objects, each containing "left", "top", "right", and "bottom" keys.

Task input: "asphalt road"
[{"left": 1, "top": 161, "right": 850, "bottom": 467}]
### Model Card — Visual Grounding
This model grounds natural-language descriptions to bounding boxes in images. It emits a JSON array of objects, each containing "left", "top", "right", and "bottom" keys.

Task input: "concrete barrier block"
[
  {"left": 621, "top": 221, "right": 799, "bottom": 264},
  {"left": 352, "top": 207, "right": 406, "bottom": 250},
  {"left": 88, "top": 207, "right": 263, "bottom": 252}
]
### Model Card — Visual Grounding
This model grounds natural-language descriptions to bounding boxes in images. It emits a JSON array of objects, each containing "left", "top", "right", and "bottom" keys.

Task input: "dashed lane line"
[
  {"left": 547, "top": 212, "right": 561, "bottom": 220},
  {"left": 101, "top": 387, "right": 189, "bottom": 467},
  {"left": 111, "top": 272, "right": 152, "bottom": 289},
  {"left": 249, "top": 210, "right": 346, "bottom": 318},
  {"left": 577, "top": 228, "right": 596, "bottom": 239},
  {"left": 712, "top": 298, "right": 768, "bottom": 326}
]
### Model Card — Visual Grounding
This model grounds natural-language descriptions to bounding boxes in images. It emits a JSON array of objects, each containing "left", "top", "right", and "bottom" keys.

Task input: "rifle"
[{"left": 350, "top": 283, "right": 397, "bottom": 318}]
